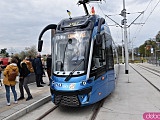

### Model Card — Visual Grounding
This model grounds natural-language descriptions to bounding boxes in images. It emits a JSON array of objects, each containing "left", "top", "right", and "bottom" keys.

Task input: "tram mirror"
[
  {"left": 38, "top": 40, "right": 43, "bottom": 52},
  {"left": 96, "top": 34, "right": 102, "bottom": 45}
]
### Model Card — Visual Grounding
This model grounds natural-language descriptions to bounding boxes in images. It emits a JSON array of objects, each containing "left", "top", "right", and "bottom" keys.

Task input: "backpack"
[{"left": 8, "top": 68, "right": 17, "bottom": 81}]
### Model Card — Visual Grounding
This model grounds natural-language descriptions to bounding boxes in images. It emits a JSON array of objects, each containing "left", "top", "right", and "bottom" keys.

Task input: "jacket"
[
  {"left": 22, "top": 59, "right": 34, "bottom": 73},
  {"left": 3, "top": 63, "right": 19, "bottom": 86},
  {"left": 20, "top": 62, "right": 30, "bottom": 78},
  {"left": 34, "top": 57, "right": 43, "bottom": 74}
]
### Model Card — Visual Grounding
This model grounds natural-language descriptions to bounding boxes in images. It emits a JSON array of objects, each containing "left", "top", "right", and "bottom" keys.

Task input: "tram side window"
[
  {"left": 113, "top": 48, "right": 118, "bottom": 64},
  {"left": 92, "top": 34, "right": 106, "bottom": 69},
  {"left": 106, "top": 45, "right": 114, "bottom": 69}
]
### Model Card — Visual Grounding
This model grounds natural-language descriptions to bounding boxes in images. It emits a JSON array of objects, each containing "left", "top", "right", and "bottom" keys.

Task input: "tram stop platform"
[{"left": 0, "top": 62, "right": 160, "bottom": 120}]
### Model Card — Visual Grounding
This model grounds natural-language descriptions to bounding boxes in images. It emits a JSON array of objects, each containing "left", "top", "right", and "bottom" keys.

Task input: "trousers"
[
  {"left": 19, "top": 75, "right": 32, "bottom": 97},
  {"left": 5, "top": 85, "right": 17, "bottom": 103}
]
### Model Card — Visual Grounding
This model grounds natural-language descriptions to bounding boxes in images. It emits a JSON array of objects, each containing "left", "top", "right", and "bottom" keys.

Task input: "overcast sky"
[{"left": 0, "top": 0, "right": 160, "bottom": 54}]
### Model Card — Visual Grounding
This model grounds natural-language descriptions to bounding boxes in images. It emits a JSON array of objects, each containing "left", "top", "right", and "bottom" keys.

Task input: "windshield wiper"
[{"left": 65, "top": 59, "right": 84, "bottom": 82}]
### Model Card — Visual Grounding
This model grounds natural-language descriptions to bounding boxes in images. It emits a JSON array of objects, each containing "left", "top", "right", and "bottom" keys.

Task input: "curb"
[{"left": 2, "top": 95, "right": 51, "bottom": 120}]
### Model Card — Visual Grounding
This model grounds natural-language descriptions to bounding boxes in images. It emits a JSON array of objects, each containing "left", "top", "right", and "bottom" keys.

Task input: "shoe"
[
  {"left": 37, "top": 85, "right": 44, "bottom": 87},
  {"left": 18, "top": 97, "right": 25, "bottom": 101},
  {"left": 14, "top": 101, "right": 18, "bottom": 104},
  {"left": 26, "top": 96, "right": 33, "bottom": 101},
  {"left": 7, "top": 103, "right": 10, "bottom": 106},
  {"left": 41, "top": 82, "right": 46, "bottom": 84}
]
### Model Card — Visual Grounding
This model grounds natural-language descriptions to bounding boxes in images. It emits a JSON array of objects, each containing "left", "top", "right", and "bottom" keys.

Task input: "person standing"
[
  {"left": 18, "top": 57, "right": 33, "bottom": 101},
  {"left": 34, "top": 54, "right": 45, "bottom": 87},
  {"left": 46, "top": 54, "right": 52, "bottom": 86},
  {"left": 14, "top": 56, "right": 24, "bottom": 100},
  {"left": 0, "top": 61, "right": 3, "bottom": 86},
  {"left": 41, "top": 57, "right": 46, "bottom": 77},
  {"left": 3, "top": 58, "right": 19, "bottom": 106}
]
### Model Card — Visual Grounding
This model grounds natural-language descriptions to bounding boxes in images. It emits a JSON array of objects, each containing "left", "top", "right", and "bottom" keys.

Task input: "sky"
[{"left": 0, "top": 0, "right": 160, "bottom": 55}]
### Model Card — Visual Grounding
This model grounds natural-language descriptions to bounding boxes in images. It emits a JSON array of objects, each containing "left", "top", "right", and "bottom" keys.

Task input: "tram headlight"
[
  {"left": 52, "top": 81, "right": 55, "bottom": 85},
  {"left": 81, "top": 81, "right": 87, "bottom": 86},
  {"left": 51, "top": 78, "right": 55, "bottom": 85}
]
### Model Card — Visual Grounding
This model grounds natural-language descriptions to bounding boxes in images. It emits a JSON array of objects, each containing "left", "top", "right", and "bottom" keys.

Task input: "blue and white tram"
[{"left": 38, "top": 0, "right": 119, "bottom": 107}]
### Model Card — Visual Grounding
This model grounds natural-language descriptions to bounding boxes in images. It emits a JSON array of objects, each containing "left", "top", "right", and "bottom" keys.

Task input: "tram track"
[
  {"left": 34, "top": 98, "right": 105, "bottom": 120},
  {"left": 36, "top": 105, "right": 59, "bottom": 120},
  {"left": 136, "top": 64, "right": 160, "bottom": 75},
  {"left": 130, "top": 64, "right": 160, "bottom": 93},
  {"left": 90, "top": 98, "right": 106, "bottom": 120}
]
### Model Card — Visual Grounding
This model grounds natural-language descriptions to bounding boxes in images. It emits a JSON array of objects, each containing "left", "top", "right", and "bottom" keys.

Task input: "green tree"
[
  {"left": 139, "top": 39, "right": 157, "bottom": 57},
  {"left": 16, "top": 45, "right": 37, "bottom": 60},
  {"left": 156, "top": 31, "right": 160, "bottom": 42},
  {"left": 0, "top": 48, "right": 9, "bottom": 57}
]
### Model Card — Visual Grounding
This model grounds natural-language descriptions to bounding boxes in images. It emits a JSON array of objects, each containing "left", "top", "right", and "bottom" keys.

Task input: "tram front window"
[{"left": 53, "top": 31, "right": 90, "bottom": 75}]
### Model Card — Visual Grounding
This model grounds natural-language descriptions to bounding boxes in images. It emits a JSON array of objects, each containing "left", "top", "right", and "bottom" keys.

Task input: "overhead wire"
[
  {"left": 129, "top": 0, "right": 152, "bottom": 43},
  {"left": 98, "top": 3, "right": 123, "bottom": 46},
  {"left": 132, "top": 0, "right": 160, "bottom": 44},
  {"left": 143, "top": 0, "right": 160, "bottom": 24}
]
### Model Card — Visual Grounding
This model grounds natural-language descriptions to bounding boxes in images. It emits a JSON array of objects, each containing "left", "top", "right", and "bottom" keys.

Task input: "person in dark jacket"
[
  {"left": 14, "top": 56, "right": 24, "bottom": 101},
  {"left": 34, "top": 54, "right": 45, "bottom": 87},
  {"left": 46, "top": 54, "right": 52, "bottom": 86},
  {"left": 18, "top": 58, "right": 33, "bottom": 101}
]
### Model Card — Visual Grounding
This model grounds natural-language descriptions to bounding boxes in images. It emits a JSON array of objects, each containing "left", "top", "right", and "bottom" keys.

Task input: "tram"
[{"left": 38, "top": 0, "right": 119, "bottom": 107}]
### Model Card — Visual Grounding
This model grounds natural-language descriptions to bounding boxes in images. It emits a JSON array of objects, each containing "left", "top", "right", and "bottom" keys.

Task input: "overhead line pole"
[
  {"left": 121, "top": 0, "right": 129, "bottom": 74},
  {"left": 104, "top": 0, "right": 144, "bottom": 74},
  {"left": 121, "top": 27, "right": 124, "bottom": 64}
]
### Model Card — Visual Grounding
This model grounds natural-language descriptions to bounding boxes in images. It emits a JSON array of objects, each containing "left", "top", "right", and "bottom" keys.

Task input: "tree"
[
  {"left": 138, "top": 39, "right": 157, "bottom": 57},
  {"left": 24, "top": 46, "right": 37, "bottom": 58},
  {"left": 16, "top": 45, "right": 37, "bottom": 60},
  {"left": 0, "top": 48, "right": 9, "bottom": 57},
  {"left": 156, "top": 31, "right": 160, "bottom": 42}
]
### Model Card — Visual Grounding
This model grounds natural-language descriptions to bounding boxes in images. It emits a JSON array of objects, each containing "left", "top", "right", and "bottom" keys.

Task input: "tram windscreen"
[{"left": 52, "top": 30, "right": 91, "bottom": 75}]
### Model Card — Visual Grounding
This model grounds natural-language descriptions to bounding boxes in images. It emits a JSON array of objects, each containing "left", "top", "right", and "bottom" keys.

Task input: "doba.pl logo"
[{"left": 143, "top": 112, "right": 160, "bottom": 120}]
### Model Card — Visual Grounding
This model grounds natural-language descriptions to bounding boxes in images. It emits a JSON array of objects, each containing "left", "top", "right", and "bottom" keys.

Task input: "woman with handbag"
[{"left": 3, "top": 58, "right": 19, "bottom": 106}]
